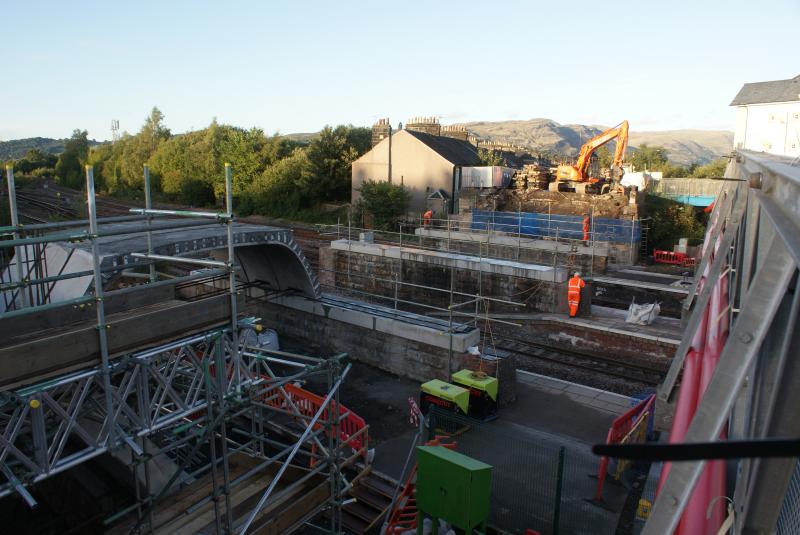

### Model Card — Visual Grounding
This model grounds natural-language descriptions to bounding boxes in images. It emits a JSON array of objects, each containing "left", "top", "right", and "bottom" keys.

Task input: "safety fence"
[
  {"left": 261, "top": 381, "right": 369, "bottom": 454},
  {"left": 470, "top": 209, "right": 641, "bottom": 244},
  {"left": 776, "top": 460, "right": 800, "bottom": 535},
  {"left": 593, "top": 394, "right": 656, "bottom": 502},
  {"left": 425, "top": 407, "right": 623, "bottom": 535}
]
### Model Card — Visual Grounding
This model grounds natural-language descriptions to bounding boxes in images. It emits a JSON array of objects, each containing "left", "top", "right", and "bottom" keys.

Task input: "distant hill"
[
  {"left": 463, "top": 119, "right": 733, "bottom": 166},
  {"left": 0, "top": 137, "right": 104, "bottom": 160},
  {"left": 281, "top": 132, "right": 317, "bottom": 143}
]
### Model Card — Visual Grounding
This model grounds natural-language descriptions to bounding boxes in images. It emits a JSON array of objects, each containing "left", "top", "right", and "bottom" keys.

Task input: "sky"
[{"left": 2, "top": 0, "right": 798, "bottom": 141}]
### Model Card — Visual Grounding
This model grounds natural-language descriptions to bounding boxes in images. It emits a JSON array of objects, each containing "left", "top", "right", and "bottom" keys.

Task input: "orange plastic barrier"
[
  {"left": 385, "top": 436, "right": 456, "bottom": 534},
  {"left": 260, "top": 381, "right": 368, "bottom": 453},
  {"left": 654, "top": 249, "right": 695, "bottom": 267},
  {"left": 593, "top": 394, "right": 655, "bottom": 502}
]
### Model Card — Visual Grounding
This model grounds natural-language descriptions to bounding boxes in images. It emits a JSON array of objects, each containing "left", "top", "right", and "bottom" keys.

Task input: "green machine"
[
  {"left": 419, "top": 379, "right": 469, "bottom": 417},
  {"left": 416, "top": 445, "right": 492, "bottom": 534},
  {"left": 450, "top": 369, "right": 499, "bottom": 419}
]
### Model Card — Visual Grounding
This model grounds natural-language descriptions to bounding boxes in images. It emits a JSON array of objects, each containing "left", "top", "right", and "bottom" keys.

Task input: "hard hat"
[{"left": 574, "top": 272, "right": 581, "bottom": 277}]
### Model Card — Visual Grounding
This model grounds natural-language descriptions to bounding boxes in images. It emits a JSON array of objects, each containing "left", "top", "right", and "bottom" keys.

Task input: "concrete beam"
[
  {"left": 268, "top": 294, "right": 480, "bottom": 352},
  {"left": 0, "top": 294, "right": 238, "bottom": 390},
  {"left": 331, "top": 239, "right": 568, "bottom": 283},
  {"left": 415, "top": 227, "right": 610, "bottom": 257}
]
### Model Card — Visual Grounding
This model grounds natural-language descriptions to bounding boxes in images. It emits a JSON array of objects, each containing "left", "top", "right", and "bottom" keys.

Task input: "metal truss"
[
  {"left": 0, "top": 331, "right": 225, "bottom": 499},
  {"left": 0, "top": 324, "right": 352, "bottom": 532},
  {"left": 1, "top": 163, "right": 350, "bottom": 534},
  {"left": 645, "top": 151, "right": 800, "bottom": 534}
]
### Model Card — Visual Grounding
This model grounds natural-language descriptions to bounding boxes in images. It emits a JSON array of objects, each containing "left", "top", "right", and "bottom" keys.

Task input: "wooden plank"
[{"left": 251, "top": 480, "right": 331, "bottom": 535}]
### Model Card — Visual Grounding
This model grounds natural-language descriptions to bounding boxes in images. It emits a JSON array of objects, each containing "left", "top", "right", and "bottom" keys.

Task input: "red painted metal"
[{"left": 656, "top": 199, "right": 730, "bottom": 534}]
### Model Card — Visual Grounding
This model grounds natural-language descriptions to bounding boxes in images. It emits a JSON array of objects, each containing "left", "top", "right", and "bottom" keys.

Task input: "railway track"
[
  {"left": 15, "top": 191, "right": 77, "bottom": 219},
  {"left": 492, "top": 335, "right": 665, "bottom": 387}
]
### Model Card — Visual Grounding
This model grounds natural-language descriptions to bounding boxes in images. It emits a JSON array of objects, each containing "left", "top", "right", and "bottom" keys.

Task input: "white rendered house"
[{"left": 730, "top": 75, "right": 800, "bottom": 157}]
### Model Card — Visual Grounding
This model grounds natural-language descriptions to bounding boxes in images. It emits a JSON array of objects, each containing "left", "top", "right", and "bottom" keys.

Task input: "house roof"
[
  {"left": 404, "top": 129, "right": 481, "bottom": 166},
  {"left": 730, "top": 75, "right": 800, "bottom": 106},
  {"left": 427, "top": 188, "right": 450, "bottom": 200}
]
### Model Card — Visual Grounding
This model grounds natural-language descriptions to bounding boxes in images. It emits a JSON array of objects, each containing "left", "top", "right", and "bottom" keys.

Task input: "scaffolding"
[{"left": 0, "top": 163, "right": 356, "bottom": 534}]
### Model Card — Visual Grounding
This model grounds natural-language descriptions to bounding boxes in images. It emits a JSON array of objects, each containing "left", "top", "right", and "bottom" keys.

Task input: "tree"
[
  {"left": 356, "top": 180, "right": 410, "bottom": 230},
  {"left": 630, "top": 144, "right": 669, "bottom": 171},
  {"left": 238, "top": 149, "right": 309, "bottom": 216},
  {"left": 14, "top": 149, "right": 57, "bottom": 175},
  {"left": 55, "top": 129, "right": 89, "bottom": 188},
  {"left": 692, "top": 158, "right": 727, "bottom": 178},
  {"left": 595, "top": 146, "right": 613, "bottom": 169},
  {"left": 301, "top": 125, "right": 358, "bottom": 204},
  {"left": 119, "top": 107, "right": 171, "bottom": 189},
  {"left": 344, "top": 126, "right": 372, "bottom": 156},
  {"left": 478, "top": 149, "right": 504, "bottom": 166},
  {"left": 645, "top": 194, "right": 707, "bottom": 253}
]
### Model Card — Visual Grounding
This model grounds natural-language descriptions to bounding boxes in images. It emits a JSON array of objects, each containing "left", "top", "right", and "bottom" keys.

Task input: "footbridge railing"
[{"left": 645, "top": 151, "right": 800, "bottom": 534}]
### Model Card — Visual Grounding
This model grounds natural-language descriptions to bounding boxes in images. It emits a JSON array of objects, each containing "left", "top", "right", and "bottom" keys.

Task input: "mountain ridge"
[{"left": 463, "top": 118, "right": 733, "bottom": 165}]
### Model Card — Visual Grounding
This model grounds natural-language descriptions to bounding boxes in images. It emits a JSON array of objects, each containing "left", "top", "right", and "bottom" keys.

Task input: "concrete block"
[{"left": 328, "top": 306, "right": 376, "bottom": 330}]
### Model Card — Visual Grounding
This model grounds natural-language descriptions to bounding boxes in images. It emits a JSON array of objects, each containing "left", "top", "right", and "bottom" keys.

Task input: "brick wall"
[
  {"left": 252, "top": 300, "right": 467, "bottom": 382},
  {"left": 320, "top": 247, "right": 559, "bottom": 313}
]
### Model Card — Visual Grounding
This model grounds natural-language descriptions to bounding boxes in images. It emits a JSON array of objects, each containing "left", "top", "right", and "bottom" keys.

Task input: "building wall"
[
  {"left": 319, "top": 246, "right": 560, "bottom": 313},
  {"left": 351, "top": 130, "right": 455, "bottom": 213},
  {"left": 733, "top": 102, "right": 800, "bottom": 156}
]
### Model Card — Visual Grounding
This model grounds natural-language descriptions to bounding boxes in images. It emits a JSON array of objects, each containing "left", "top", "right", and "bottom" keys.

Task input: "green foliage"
[
  {"left": 238, "top": 149, "right": 309, "bottom": 217},
  {"left": 661, "top": 163, "right": 691, "bottom": 178},
  {"left": 344, "top": 126, "right": 372, "bottom": 155},
  {"left": 629, "top": 144, "right": 727, "bottom": 178},
  {"left": 478, "top": 149, "right": 504, "bottom": 166},
  {"left": 55, "top": 129, "right": 90, "bottom": 188},
  {"left": 645, "top": 194, "right": 707, "bottom": 253},
  {"left": 13, "top": 149, "right": 57, "bottom": 175},
  {"left": 300, "top": 125, "right": 359, "bottom": 204},
  {"left": 180, "top": 179, "right": 216, "bottom": 207},
  {"left": 0, "top": 137, "right": 87, "bottom": 160},
  {"left": 355, "top": 180, "right": 410, "bottom": 230},
  {"left": 630, "top": 144, "right": 669, "bottom": 172},
  {"left": 81, "top": 108, "right": 371, "bottom": 219},
  {"left": 692, "top": 158, "right": 728, "bottom": 178},
  {"left": 595, "top": 146, "right": 613, "bottom": 169}
]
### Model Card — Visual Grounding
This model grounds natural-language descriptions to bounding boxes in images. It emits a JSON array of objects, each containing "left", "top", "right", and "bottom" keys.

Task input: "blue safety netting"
[{"left": 471, "top": 210, "right": 641, "bottom": 243}]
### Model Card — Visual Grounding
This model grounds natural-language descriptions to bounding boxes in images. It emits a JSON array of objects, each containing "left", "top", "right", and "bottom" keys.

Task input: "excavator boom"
[{"left": 554, "top": 120, "right": 630, "bottom": 187}]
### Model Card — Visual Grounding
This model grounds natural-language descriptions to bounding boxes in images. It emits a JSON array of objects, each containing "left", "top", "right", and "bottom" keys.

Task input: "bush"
[
  {"left": 356, "top": 180, "right": 410, "bottom": 230},
  {"left": 644, "top": 194, "right": 707, "bottom": 254},
  {"left": 180, "top": 179, "right": 216, "bottom": 207}
]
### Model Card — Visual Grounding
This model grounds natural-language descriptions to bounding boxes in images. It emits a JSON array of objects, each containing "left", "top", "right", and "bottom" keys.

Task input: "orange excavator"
[{"left": 550, "top": 120, "right": 629, "bottom": 194}]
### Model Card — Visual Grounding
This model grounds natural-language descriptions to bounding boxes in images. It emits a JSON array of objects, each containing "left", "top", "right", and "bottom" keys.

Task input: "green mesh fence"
[{"left": 425, "top": 407, "right": 624, "bottom": 535}]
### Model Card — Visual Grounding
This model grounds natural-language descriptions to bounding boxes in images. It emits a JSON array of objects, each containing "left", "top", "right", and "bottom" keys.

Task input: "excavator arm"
[{"left": 573, "top": 120, "right": 630, "bottom": 178}]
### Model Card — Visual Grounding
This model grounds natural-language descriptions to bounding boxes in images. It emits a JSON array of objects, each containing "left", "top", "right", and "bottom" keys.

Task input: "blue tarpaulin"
[{"left": 471, "top": 210, "right": 641, "bottom": 243}]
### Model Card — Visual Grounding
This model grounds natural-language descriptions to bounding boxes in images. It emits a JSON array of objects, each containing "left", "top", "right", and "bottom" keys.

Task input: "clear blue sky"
[{"left": 3, "top": 0, "right": 798, "bottom": 141}]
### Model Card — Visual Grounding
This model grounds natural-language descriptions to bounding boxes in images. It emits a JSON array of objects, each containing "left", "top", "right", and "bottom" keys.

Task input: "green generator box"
[
  {"left": 416, "top": 446, "right": 492, "bottom": 532},
  {"left": 419, "top": 379, "right": 469, "bottom": 416},
  {"left": 451, "top": 369, "right": 499, "bottom": 419}
]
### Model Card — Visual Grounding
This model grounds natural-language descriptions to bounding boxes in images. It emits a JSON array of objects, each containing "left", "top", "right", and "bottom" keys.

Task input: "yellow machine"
[{"left": 550, "top": 120, "right": 629, "bottom": 194}]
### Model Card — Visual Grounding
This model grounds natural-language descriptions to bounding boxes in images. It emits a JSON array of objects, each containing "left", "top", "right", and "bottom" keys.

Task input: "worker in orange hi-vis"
[
  {"left": 567, "top": 271, "right": 586, "bottom": 317},
  {"left": 582, "top": 214, "right": 590, "bottom": 245},
  {"left": 423, "top": 209, "right": 433, "bottom": 227}
]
